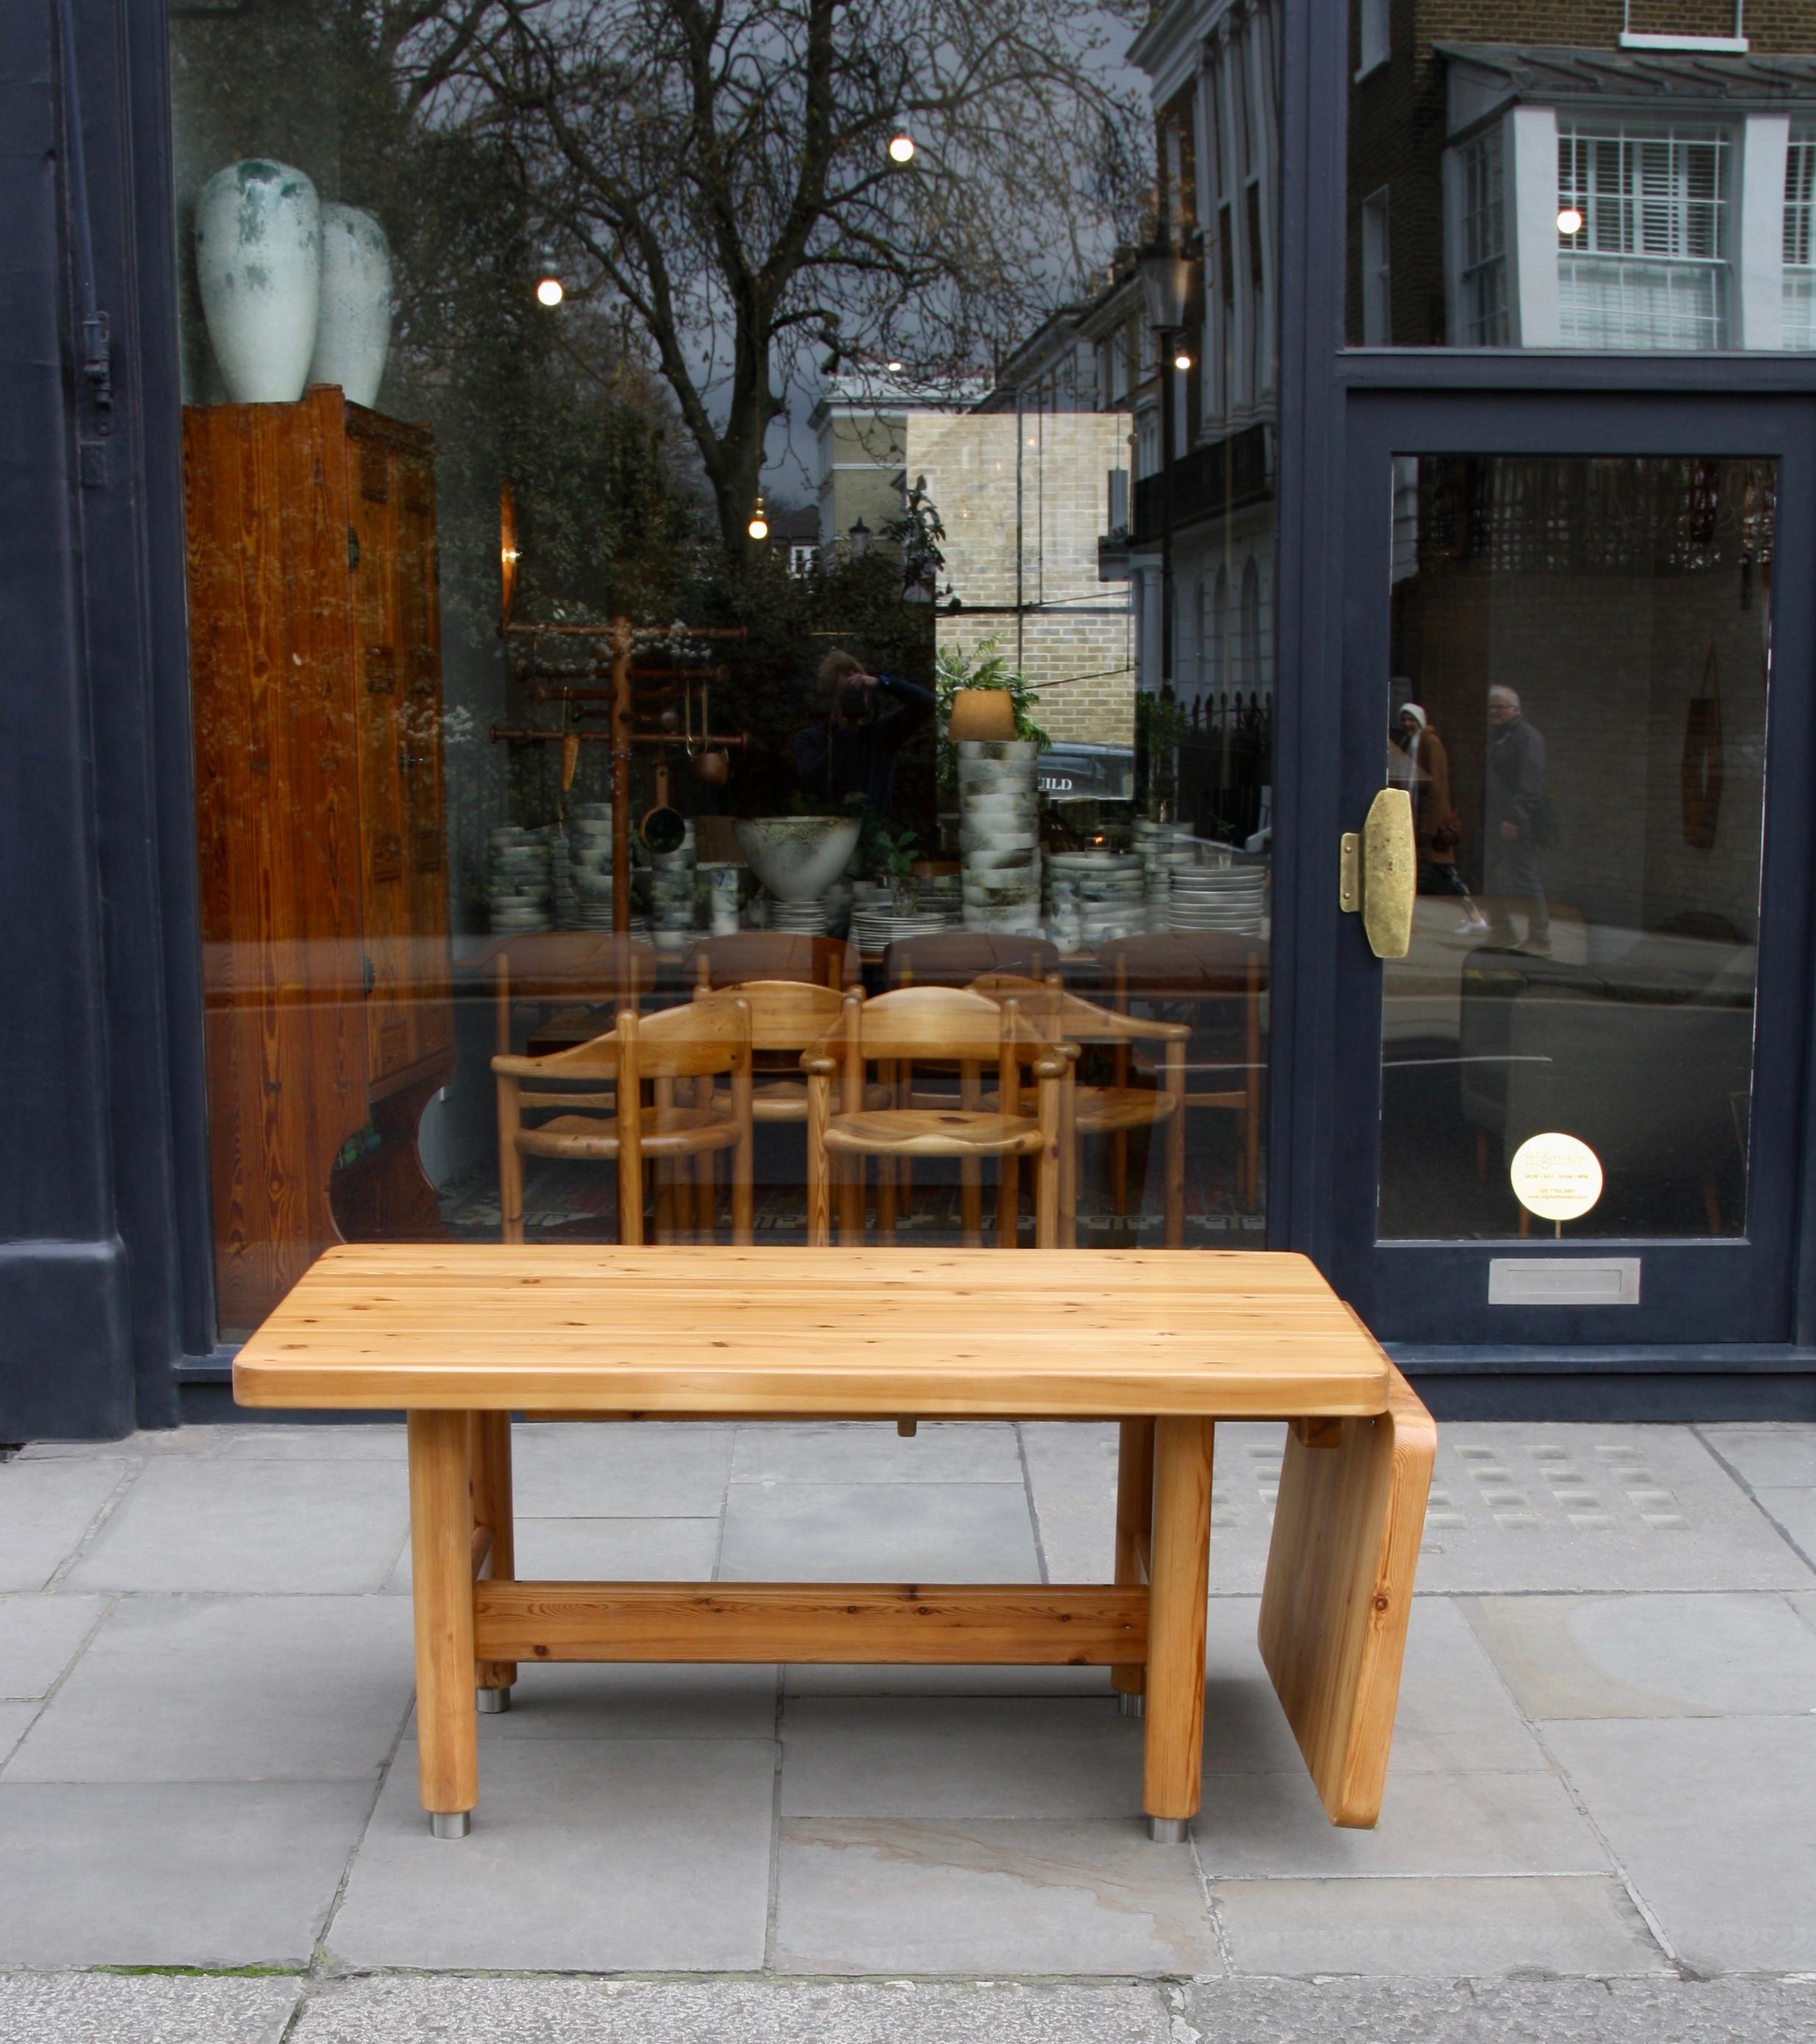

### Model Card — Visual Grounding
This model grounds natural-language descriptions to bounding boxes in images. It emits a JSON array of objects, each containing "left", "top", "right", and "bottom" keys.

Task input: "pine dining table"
[{"left": 233, "top": 1243, "right": 1436, "bottom": 1840}]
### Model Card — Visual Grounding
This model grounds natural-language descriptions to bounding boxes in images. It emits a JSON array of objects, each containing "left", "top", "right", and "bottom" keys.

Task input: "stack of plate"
[
  {"left": 648, "top": 829, "right": 698, "bottom": 954},
  {"left": 488, "top": 827, "right": 554, "bottom": 933},
  {"left": 568, "top": 804, "right": 615, "bottom": 930},
  {"left": 770, "top": 895, "right": 831, "bottom": 936},
  {"left": 1168, "top": 861, "right": 1268, "bottom": 936},
  {"left": 958, "top": 739, "right": 1042, "bottom": 935},
  {"left": 850, "top": 883, "right": 894, "bottom": 954},
  {"left": 1046, "top": 851, "right": 1145, "bottom": 945}
]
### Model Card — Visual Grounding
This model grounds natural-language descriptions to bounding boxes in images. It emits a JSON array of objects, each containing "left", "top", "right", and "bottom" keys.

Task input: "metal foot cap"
[
  {"left": 1117, "top": 1692, "right": 1145, "bottom": 1719},
  {"left": 1148, "top": 1816, "right": 1189, "bottom": 1844},
  {"left": 477, "top": 1686, "right": 512, "bottom": 1714},
  {"left": 430, "top": 1811, "right": 471, "bottom": 1840}
]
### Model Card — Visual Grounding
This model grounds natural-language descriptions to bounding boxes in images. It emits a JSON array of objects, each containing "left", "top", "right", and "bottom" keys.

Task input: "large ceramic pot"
[
  {"left": 735, "top": 816, "right": 861, "bottom": 903},
  {"left": 308, "top": 202, "right": 392, "bottom": 407},
  {"left": 194, "top": 159, "right": 322, "bottom": 403}
]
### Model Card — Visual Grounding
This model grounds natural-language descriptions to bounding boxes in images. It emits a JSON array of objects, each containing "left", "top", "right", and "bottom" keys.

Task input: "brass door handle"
[{"left": 1339, "top": 787, "right": 1416, "bottom": 959}]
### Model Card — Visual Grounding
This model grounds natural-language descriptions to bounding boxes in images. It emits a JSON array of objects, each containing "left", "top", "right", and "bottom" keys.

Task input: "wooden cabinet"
[{"left": 184, "top": 387, "right": 453, "bottom": 1336}]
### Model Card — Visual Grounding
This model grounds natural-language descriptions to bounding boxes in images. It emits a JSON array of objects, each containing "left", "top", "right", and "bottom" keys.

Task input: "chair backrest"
[
  {"left": 484, "top": 934, "right": 656, "bottom": 1051},
  {"left": 618, "top": 994, "right": 752, "bottom": 1082},
  {"left": 1097, "top": 932, "right": 1264, "bottom": 1004},
  {"left": 698, "top": 977, "right": 847, "bottom": 1054},
  {"left": 832, "top": 984, "right": 1045, "bottom": 1067},
  {"left": 967, "top": 971, "right": 1165, "bottom": 1046},
  {"left": 687, "top": 932, "right": 858, "bottom": 990},
  {"left": 885, "top": 932, "right": 1060, "bottom": 988}
]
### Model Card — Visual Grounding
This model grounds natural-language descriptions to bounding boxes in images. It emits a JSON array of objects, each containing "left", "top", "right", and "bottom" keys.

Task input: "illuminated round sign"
[{"left": 1509, "top": 1133, "right": 1603, "bottom": 1222}]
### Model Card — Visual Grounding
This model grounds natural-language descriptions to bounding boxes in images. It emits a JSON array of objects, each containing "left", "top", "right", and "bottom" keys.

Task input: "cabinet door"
[
  {"left": 394, "top": 449, "right": 453, "bottom": 1063},
  {"left": 350, "top": 436, "right": 416, "bottom": 1086}
]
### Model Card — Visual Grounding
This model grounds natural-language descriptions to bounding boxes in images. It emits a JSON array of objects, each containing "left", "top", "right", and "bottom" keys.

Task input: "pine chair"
[
  {"left": 482, "top": 933, "right": 656, "bottom": 1058},
  {"left": 802, "top": 987, "right": 1065, "bottom": 1249},
  {"left": 493, "top": 996, "right": 753, "bottom": 1246},
  {"left": 969, "top": 974, "right": 1190, "bottom": 1247},
  {"left": 686, "top": 932, "right": 859, "bottom": 992},
  {"left": 1098, "top": 934, "right": 1266, "bottom": 1213}
]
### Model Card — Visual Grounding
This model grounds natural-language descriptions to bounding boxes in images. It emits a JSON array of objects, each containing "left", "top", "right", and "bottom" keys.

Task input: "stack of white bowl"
[
  {"left": 958, "top": 739, "right": 1042, "bottom": 935},
  {"left": 488, "top": 827, "right": 554, "bottom": 933},
  {"left": 1045, "top": 850, "right": 1145, "bottom": 945},
  {"left": 1135, "top": 819, "right": 1202, "bottom": 932},
  {"left": 1167, "top": 858, "right": 1268, "bottom": 938},
  {"left": 770, "top": 895, "right": 831, "bottom": 936},
  {"left": 646, "top": 824, "right": 698, "bottom": 953},
  {"left": 546, "top": 824, "right": 576, "bottom": 928},
  {"left": 568, "top": 803, "right": 616, "bottom": 931}
]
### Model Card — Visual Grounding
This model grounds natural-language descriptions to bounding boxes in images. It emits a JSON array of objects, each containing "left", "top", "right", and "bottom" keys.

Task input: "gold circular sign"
[{"left": 1509, "top": 1132, "right": 1603, "bottom": 1222}]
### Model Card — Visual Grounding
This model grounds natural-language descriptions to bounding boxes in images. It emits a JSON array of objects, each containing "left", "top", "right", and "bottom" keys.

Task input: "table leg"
[
  {"left": 1112, "top": 1418, "right": 1154, "bottom": 1709},
  {"left": 1143, "top": 1416, "right": 1214, "bottom": 1841},
  {"left": 471, "top": 1411, "right": 516, "bottom": 1707},
  {"left": 408, "top": 1410, "right": 479, "bottom": 1837}
]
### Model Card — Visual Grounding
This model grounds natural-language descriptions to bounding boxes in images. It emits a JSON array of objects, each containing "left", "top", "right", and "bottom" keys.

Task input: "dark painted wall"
[{"left": 0, "top": 0, "right": 212, "bottom": 1440}]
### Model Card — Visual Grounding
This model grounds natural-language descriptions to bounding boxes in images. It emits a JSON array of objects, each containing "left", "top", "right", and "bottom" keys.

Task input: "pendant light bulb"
[
  {"left": 747, "top": 495, "right": 770, "bottom": 543},
  {"left": 888, "top": 129, "right": 916, "bottom": 164},
  {"left": 1557, "top": 206, "right": 1585, "bottom": 237}
]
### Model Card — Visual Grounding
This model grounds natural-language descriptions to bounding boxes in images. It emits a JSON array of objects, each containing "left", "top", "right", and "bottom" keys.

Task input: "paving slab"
[
  {"left": 1751, "top": 1486, "right": 1816, "bottom": 1564},
  {"left": 1541, "top": 1713, "right": 1816, "bottom": 1972},
  {"left": 60, "top": 1461, "right": 407, "bottom": 1595},
  {"left": 325, "top": 1736, "right": 775, "bottom": 1970},
  {"left": 1193, "top": 1759, "right": 1607, "bottom": 1879},
  {"left": 0, "top": 1460, "right": 131, "bottom": 1590},
  {"left": 510, "top": 1424, "right": 734, "bottom": 1517},
  {"left": 779, "top": 1696, "right": 1141, "bottom": 1819},
  {"left": 772, "top": 1815, "right": 1220, "bottom": 1974},
  {"left": 0, "top": 1780, "right": 372, "bottom": 1965},
  {"left": 418, "top": 1661, "right": 778, "bottom": 1742},
  {"left": 718, "top": 1481, "right": 1039, "bottom": 1582},
  {"left": 386, "top": 1515, "right": 720, "bottom": 1592},
  {"left": 213, "top": 1423, "right": 406, "bottom": 1462},
  {"left": 14, "top": 1429, "right": 212, "bottom": 1460},
  {"left": 5, "top": 1595, "right": 411, "bottom": 1783},
  {"left": 0, "top": 1703, "right": 37, "bottom": 1767},
  {"left": 0, "top": 1973, "right": 299, "bottom": 2044},
  {"left": 1203, "top": 1596, "right": 1552, "bottom": 1776},
  {"left": 1461, "top": 1591, "right": 1816, "bottom": 1719},
  {"left": 288, "top": 1976, "right": 1172, "bottom": 2044},
  {"left": 1212, "top": 1871, "right": 1668, "bottom": 1977},
  {"left": 731, "top": 1421, "right": 1024, "bottom": 1485},
  {"left": 0, "top": 1593, "right": 109, "bottom": 1697},
  {"left": 783, "top": 1661, "right": 1113, "bottom": 1696},
  {"left": 1178, "top": 1976, "right": 1816, "bottom": 2042},
  {"left": 1698, "top": 1423, "right": 1816, "bottom": 1490}
]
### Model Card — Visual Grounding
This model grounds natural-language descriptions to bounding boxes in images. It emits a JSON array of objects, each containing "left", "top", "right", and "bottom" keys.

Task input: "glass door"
[{"left": 1329, "top": 393, "right": 1816, "bottom": 1347}]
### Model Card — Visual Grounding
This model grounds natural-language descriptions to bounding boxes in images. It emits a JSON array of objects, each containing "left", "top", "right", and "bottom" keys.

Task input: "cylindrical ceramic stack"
[
  {"left": 545, "top": 823, "right": 576, "bottom": 929},
  {"left": 1168, "top": 854, "right": 1269, "bottom": 938},
  {"left": 646, "top": 825, "right": 698, "bottom": 954},
  {"left": 958, "top": 739, "right": 1041, "bottom": 935},
  {"left": 568, "top": 803, "right": 615, "bottom": 930},
  {"left": 700, "top": 861, "right": 741, "bottom": 937},
  {"left": 487, "top": 827, "right": 554, "bottom": 933}
]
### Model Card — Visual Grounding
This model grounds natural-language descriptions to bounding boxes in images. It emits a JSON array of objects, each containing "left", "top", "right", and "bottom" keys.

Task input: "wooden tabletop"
[{"left": 233, "top": 1246, "right": 1391, "bottom": 1419}]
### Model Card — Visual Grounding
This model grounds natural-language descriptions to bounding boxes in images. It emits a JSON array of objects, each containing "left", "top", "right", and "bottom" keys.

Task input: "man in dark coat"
[{"left": 1481, "top": 684, "right": 1551, "bottom": 953}]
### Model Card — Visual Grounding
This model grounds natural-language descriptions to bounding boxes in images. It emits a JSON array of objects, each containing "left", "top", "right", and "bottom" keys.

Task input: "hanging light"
[
  {"left": 747, "top": 494, "right": 770, "bottom": 543},
  {"left": 1172, "top": 346, "right": 1194, "bottom": 372},
  {"left": 887, "top": 128, "right": 916, "bottom": 164},
  {"left": 848, "top": 515, "right": 872, "bottom": 558},
  {"left": 886, "top": 358, "right": 905, "bottom": 373},
  {"left": 1557, "top": 205, "right": 1585, "bottom": 237},
  {"left": 534, "top": 247, "right": 564, "bottom": 306},
  {"left": 1136, "top": 228, "right": 1194, "bottom": 335},
  {"left": 947, "top": 689, "right": 1016, "bottom": 741}
]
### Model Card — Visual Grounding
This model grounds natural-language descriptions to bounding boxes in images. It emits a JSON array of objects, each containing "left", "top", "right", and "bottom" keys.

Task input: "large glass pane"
[
  {"left": 1348, "top": 3, "right": 1816, "bottom": 350},
  {"left": 170, "top": 5, "right": 1260, "bottom": 1336},
  {"left": 1378, "top": 454, "right": 1770, "bottom": 1240}
]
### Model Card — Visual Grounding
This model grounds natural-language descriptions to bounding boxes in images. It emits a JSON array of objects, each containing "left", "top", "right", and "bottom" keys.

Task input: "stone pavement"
[{"left": 0, "top": 1416, "right": 1812, "bottom": 2040}]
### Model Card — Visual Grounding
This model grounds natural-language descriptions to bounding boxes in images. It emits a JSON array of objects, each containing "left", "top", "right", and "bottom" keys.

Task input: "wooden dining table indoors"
[{"left": 233, "top": 1245, "right": 1436, "bottom": 1842}]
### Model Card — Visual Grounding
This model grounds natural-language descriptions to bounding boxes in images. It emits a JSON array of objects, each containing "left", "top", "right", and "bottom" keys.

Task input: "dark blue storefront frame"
[{"left": 0, "top": 0, "right": 1811, "bottom": 1435}]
